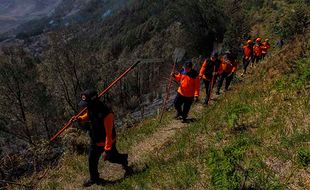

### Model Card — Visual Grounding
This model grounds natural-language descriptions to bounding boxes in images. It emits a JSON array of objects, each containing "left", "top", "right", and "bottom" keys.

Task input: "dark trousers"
[
  {"left": 174, "top": 93, "right": 194, "bottom": 119},
  {"left": 88, "top": 144, "right": 128, "bottom": 180},
  {"left": 252, "top": 56, "right": 261, "bottom": 65},
  {"left": 203, "top": 78, "right": 216, "bottom": 104},
  {"left": 217, "top": 72, "right": 234, "bottom": 93},
  {"left": 243, "top": 58, "right": 251, "bottom": 74}
]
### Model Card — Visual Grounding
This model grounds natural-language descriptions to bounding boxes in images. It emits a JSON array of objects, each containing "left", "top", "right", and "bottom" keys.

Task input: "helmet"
[
  {"left": 247, "top": 40, "right": 253, "bottom": 44},
  {"left": 256, "top": 38, "right": 262, "bottom": 42}
]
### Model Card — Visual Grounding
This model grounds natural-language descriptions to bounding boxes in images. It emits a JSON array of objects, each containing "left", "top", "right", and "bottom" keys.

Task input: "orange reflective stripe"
[
  {"left": 194, "top": 76, "right": 200, "bottom": 97},
  {"left": 199, "top": 60, "right": 207, "bottom": 77},
  {"left": 104, "top": 113, "right": 114, "bottom": 151}
]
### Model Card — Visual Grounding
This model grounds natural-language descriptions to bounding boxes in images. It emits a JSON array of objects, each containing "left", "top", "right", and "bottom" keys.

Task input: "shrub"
[
  {"left": 274, "top": 4, "right": 310, "bottom": 39},
  {"left": 297, "top": 148, "right": 310, "bottom": 166}
]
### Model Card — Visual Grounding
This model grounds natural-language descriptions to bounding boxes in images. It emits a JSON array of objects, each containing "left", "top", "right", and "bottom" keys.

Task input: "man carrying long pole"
[
  {"left": 49, "top": 61, "right": 141, "bottom": 187},
  {"left": 74, "top": 89, "right": 132, "bottom": 187}
]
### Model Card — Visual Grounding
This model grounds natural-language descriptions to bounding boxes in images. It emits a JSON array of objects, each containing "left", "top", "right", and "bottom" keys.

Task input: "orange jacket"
[
  {"left": 261, "top": 41, "right": 270, "bottom": 54},
  {"left": 253, "top": 44, "right": 262, "bottom": 56},
  {"left": 243, "top": 45, "right": 252, "bottom": 59},
  {"left": 218, "top": 57, "right": 238, "bottom": 74},
  {"left": 199, "top": 59, "right": 220, "bottom": 81},
  {"left": 79, "top": 112, "right": 115, "bottom": 151},
  {"left": 174, "top": 69, "right": 200, "bottom": 97}
]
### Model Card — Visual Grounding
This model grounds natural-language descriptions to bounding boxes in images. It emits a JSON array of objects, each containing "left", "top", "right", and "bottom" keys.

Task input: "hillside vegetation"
[
  {"left": 1, "top": 0, "right": 310, "bottom": 189},
  {"left": 18, "top": 30, "right": 309, "bottom": 190}
]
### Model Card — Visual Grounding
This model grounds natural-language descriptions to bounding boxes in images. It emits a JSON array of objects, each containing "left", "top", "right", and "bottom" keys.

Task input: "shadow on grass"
[
  {"left": 97, "top": 164, "right": 149, "bottom": 187},
  {"left": 231, "top": 124, "right": 257, "bottom": 134}
]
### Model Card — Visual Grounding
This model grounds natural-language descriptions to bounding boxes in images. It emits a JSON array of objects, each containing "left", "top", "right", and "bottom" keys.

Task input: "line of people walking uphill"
[
  {"left": 71, "top": 37, "right": 271, "bottom": 187},
  {"left": 172, "top": 37, "right": 270, "bottom": 123}
]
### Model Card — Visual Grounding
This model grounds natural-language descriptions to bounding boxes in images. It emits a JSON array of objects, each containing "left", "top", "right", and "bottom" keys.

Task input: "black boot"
[
  {"left": 83, "top": 178, "right": 106, "bottom": 187},
  {"left": 123, "top": 165, "right": 134, "bottom": 177},
  {"left": 204, "top": 98, "right": 209, "bottom": 105}
]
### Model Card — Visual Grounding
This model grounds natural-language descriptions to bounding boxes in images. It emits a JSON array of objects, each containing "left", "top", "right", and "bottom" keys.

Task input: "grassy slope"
[
  {"left": 15, "top": 32, "right": 309, "bottom": 190},
  {"left": 12, "top": 2, "right": 310, "bottom": 190}
]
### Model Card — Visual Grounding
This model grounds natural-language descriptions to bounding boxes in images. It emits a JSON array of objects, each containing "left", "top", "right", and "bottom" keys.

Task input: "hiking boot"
[
  {"left": 83, "top": 178, "right": 106, "bottom": 187},
  {"left": 124, "top": 166, "right": 134, "bottom": 177},
  {"left": 181, "top": 117, "right": 189, "bottom": 123},
  {"left": 123, "top": 154, "right": 129, "bottom": 166}
]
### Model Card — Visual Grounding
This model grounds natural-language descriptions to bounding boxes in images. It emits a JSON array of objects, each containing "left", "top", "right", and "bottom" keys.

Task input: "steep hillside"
[
  {"left": 14, "top": 31, "right": 309, "bottom": 190},
  {"left": 1, "top": 0, "right": 309, "bottom": 189},
  {"left": 0, "top": 0, "right": 235, "bottom": 186}
]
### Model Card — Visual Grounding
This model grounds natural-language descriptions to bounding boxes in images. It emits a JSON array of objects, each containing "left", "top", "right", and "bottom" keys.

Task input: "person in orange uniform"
[
  {"left": 75, "top": 89, "right": 132, "bottom": 187},
  {"left": 199, "top": 52, "right": 221, "bottom": 105},
  {"left": 241, "top": 40, "right": 253, "bottom": 76},
  {"left": 172, "top": 61, "right": 200, "bottom": 122},
  {"left": 261, "top": 38, "right": 270, "bottom": 59},
  {"left": 252, "top": 37, "right": 263, "bottom": 67},
  {"left": 216, "top": 51, "right": 238, "bottom": 95}
]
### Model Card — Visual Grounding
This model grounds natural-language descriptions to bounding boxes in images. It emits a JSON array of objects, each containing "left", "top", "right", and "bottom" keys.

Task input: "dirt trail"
[
  {"left": 129, "top": 103, "right": 204, "bottom": 164},
  {"left": 100, "top": 102, "right": 205, "bottom": 182}
]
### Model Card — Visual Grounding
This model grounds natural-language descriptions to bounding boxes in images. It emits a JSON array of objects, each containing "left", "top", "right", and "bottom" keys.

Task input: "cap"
[{"left": 183, "top": 60, "right": 193, "bottom": 68}]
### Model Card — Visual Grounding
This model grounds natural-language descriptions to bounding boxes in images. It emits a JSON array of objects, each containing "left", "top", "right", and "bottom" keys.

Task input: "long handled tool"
[
  {"left": 159, "top": 48, "right": 186, "bottom": 122},
  {"left": 50, "top": 60, "right": 141, "bottom": 142},
  {"left": 207, "top": 65, "right": 216, "bottom": 103}
]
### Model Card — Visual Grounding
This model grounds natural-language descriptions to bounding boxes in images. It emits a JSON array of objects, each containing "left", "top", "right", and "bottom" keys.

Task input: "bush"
[
  {"left": 297, "top": 148, "right": 310, "bottom": 166},
  {"left": 274, "top": 4, "right": 310, "bottom": 39}
]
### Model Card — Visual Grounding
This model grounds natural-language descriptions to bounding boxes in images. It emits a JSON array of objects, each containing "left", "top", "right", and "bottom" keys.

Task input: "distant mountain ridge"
[
  {"left": 0, "top": 0, "right": 127, "bottom": 36},
  {"left": 0, "top": 0, "right": 62, "bottom": 33}
]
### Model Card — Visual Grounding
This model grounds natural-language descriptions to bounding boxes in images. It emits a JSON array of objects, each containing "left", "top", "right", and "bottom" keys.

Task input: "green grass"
[
  {"left": 297, "top": 148, "right": 310, "bottom": 167},
  {"left": 33, "top": 57, "right": 309, "bottom": 189},
  {"left": 275, "top": 58, "right": 310, "bottom": 91},
  {"left": 117, "top": 116, "right": 169, "bottom": 151},
  {"left": 17, "top": 19, "right": 310, "bottom": 190}
]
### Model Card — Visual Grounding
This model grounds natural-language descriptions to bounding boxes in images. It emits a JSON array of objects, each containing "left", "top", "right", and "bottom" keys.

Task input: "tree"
[
  {"left": 222, "top": 0, "right": 250, "bottom": 54},
  {"left": 0, "top": 46, "right": 59, "bottom": 145},
  {"left": 43, "top": 29, "right": 101, "bottom": 115}
]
